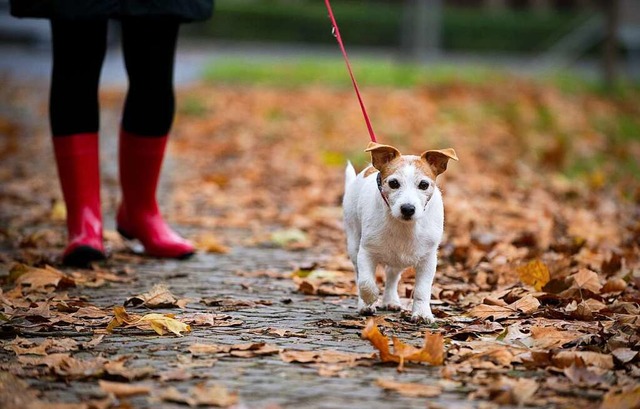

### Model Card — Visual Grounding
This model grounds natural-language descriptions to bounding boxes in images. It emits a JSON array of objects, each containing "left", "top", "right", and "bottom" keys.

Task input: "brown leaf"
[
  {"left": 124, "top": 283, "right": 187, "bottom": 309},
  {"left": 552, "top": 351, "right": 613, "bottom": 369},
  {"left": 191, "top": 383, "right": 238, "bottom": 407},
  {"left": 375, "top": 378, "right": 442, "bottom": 398},
  {"left": 611, "top": 347, "right": 637, "bottom": 364},
  {"left": 517, "top": 259, "right": 550, "bottom": 291},
  {"left": 279, "top": 349, "right": 373, "bottom": 365},
  {"left": 103, "top": 358, "right": 155, "bottom": 381},
  {"left": 601, "top": 277, "right": 627, "bottom": 294},
  {"left": 563, "top": 358, "right": 603, "bottom": 386},
  {"left": 183, "top": 313, "right": 243, "bottom": 327},
  {"left": 159, "top": 383, "right": 237, "bottom": 407},
  {"left": 600, "top": 386, "right": 640, "bottom": 409},
  {"left": 530, "top": 326, "right": 583, "bottom": 349},
  {"left": 560, "top": 269, "right": 602, "bottom": 298},
  {"left": 14, "top": 265, "right": 75, "bottom": 293},
  {"left": 490, "top": 377, "right": 538, "bottom": 406},
  {"left": 470, "top": 293, "right": 541, "bottom": 321},
  {"left": 98, "top": 380, "right": 152, "bottom": 397},
  {"left": 189, "top": 342, "right": 280, "bottom": 358}
]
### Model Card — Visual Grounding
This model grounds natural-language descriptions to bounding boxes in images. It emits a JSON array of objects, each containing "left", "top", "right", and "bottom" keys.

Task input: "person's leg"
[
  {"left": 117, "top": 17, "right": 194, "bottom": 259},
  {"left": 50, "top": 19, "right": 108, "bottom": 266}
]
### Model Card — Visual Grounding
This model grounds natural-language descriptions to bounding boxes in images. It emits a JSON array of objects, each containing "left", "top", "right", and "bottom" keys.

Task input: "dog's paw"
[
  {"left": 410, "top": 305, "right": 435, "bottom": 324},
  {"left": 380, "top": 302, "right": 403, "bottom": 312},
  {"left": 358, "top": 299, "right": 377, "bottom": 316},
  {"left": 410, "top": 313, "right": 436, "bottom": 324},
  {"left": 358, "top": 280, "right": 379, "bottom": 305},
  {"left": 359, "top": 305, "right": 377, "bottom": 316}
]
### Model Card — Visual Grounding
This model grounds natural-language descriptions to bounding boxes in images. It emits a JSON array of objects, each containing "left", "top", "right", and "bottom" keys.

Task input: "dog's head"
[{"left": 365, "top": 142, "right": 458, "bottom": 222}]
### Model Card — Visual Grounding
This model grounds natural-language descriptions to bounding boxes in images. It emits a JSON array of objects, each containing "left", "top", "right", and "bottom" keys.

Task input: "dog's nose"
[{"left": 400, "top": 204, "right": 416, "bottom": 218}]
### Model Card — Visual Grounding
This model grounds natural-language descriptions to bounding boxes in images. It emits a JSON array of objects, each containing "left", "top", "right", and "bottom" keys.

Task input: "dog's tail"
[{"left": 345, "top": 161, "right": 357, "bottom": 188}]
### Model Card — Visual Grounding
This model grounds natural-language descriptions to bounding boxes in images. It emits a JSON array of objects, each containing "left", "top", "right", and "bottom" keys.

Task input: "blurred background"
[{"left": 1, "top": 0, "right": 639, "bottom": 87}]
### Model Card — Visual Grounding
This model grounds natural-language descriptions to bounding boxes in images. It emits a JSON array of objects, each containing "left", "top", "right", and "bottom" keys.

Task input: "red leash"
[{"left": 324, "top": 0, "right": 377, "bottom": 143}]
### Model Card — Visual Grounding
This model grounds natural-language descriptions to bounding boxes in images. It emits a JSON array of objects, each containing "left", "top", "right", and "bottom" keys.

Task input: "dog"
[{"left": 343, "top": 142, "right": 458, "bottom": 323}]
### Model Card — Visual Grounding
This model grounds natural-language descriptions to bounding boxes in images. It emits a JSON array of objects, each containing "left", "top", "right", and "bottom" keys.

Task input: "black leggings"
[{"left": 50, "top": 18, "right": 179, "bottom": 137}]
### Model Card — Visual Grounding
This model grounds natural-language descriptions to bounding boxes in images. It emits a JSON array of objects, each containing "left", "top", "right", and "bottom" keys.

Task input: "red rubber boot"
[
  {"left": 116, "top": 130, "right": 194, "bottom": 259},
  {"left": 53, "top": 133, "right": 106, "bottom": 267}
]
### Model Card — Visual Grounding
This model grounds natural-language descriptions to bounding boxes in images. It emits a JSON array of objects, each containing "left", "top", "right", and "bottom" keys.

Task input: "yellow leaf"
[
  {"left": 194, "top": 233, "right": 230, "bottom": 254},
  {"left": 50, "top": 199, "right": 66, "bottom": 221},
  {"left": 139, "top": 313, "right": 191, "bottom": 337},
  {"left": 517, "top": 259, "right": 550, "bottom": 291},
  {"left": 107, "top": 306, "right": 190, "bottom": 337}
]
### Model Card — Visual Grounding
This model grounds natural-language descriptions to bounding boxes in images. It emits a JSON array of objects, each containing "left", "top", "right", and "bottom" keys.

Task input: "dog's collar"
[{"left": 376, "top": 172, "right": 391, "bottom": 208}]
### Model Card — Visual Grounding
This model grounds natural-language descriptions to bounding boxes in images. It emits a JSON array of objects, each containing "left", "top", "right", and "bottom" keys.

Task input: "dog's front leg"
[
  {"left": 356, "top": 247, "right": 379, "bottom": 315},
  {"left": 411, "top": 252, "right": 436, "bottom": 323},
  {"left": 380, "top": 266, "right": 403, "bottom": 311}
]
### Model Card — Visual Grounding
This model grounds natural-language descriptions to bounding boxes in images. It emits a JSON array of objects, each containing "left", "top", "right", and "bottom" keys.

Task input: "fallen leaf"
[
  {"left": 490, "top": 377, "right": 538, "bottom": 406},
  {"left": 518, "top": 259, "right": 550, "bottom": 291},
  {"left": 561, "top": 269, "right": 602, "bottom": 298},
  {"left": 139, "top": 313, "right": 191, "bottom": 337},
  {"left": 189, "top": 342, "right": 280, "bottom": 358},
  {"left": 530, "top": 326, "right": 583, "bottom": 349},
  {"left": 159, "top": 383, "right": 238, "bottom": 407},
  {"left": 361, "top": 319, "right": 444, "bottom": 370},
  {"left": 279, "top": 349, "right": 373, "bottom": 365},
  {"left": 191, "top": 383, "right": 238, "bottom": 407},
  {"left": 98, "top": 380, "right": 151, "bottom": 397},
  {"left": 563, "top": 358, "right": 603, "bottom": 386},
  {"left": 107, "top": 306, "right": 191, "bottom": 337},
  {"left": 124, "top": 283, "right": 188, "bottom": 309},
  {"left": 194, "top": 233, "right": 230, "bottom": 254},
  {"left": 611, "top": 348, "right": 638, "bottom": 364},
  {"left": 183, "top": 313, "right": 244, "bottom": 327},
  {"left": 469, "top": 293, "right": 540, "bottom": 320},
  {"left": 376, "top": 378, "right": 442, "bottom": 398},
  {"left": 600, "top": 385, "right": 640, "bottom": 409},
  {"left": 14, "top": 265, "right": 75, "bottom": 293},
  {"left": 552, "top": 351, "right": 614, "bottom": 369},
  {"left": 103, "top": 358, "right": 155, "bottom": 381},
  {"left": 601, "top": 277, "right": 627, "bottom": 294}
]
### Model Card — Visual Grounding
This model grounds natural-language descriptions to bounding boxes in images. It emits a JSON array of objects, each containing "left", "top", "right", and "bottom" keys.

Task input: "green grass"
[{"left": 203, "top": 57, "right": 500, "bottom": 88}]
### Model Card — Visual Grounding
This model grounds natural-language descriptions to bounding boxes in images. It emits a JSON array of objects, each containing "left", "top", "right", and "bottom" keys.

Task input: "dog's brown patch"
[
  {"left": 412, "top": 157, "right": 438, "bottom": 181},
  {"left": 377, "top": 156, "right": 437, "bottom": 183},
  {"left": 363, "top": 166, "right": 378, "bottom": 178},
  {"left": 379, "top": 156, "right": 410, "bottom": 181}
]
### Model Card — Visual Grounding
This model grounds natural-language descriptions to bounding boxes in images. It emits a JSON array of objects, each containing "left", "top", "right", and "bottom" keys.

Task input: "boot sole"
[{"left": 63, "top": 246, "right": 106, "bottom": 268}]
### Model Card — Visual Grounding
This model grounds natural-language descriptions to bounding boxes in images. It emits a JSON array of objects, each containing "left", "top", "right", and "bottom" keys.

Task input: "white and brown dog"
[{"left": 343, "top": 142, "right": 457, "bottom": 323}]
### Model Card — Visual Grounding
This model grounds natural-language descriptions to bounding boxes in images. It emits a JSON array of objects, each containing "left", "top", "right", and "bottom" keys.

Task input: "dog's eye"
[
  {"left": 418, "top": 181, "right": 430, "bottom": 190},
  {"left": 388, "top": 179, "right": 400, "bottom": 189}
]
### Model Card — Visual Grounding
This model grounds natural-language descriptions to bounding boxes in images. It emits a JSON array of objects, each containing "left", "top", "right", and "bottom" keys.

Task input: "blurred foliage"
[
  {"left": 187, "top": 1, "right": 588, "bottom": 53},
  {"left": 203, "top": 57, "right": 639, "bottom": 186}
]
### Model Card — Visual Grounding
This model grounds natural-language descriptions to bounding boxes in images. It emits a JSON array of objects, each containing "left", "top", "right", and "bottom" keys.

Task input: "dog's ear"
[
  {"left": 365, "top": 142, "right": 401, "bottom": 170},
  {"left": 421, "top": 148, "right": 458, "bottom": 177}
]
